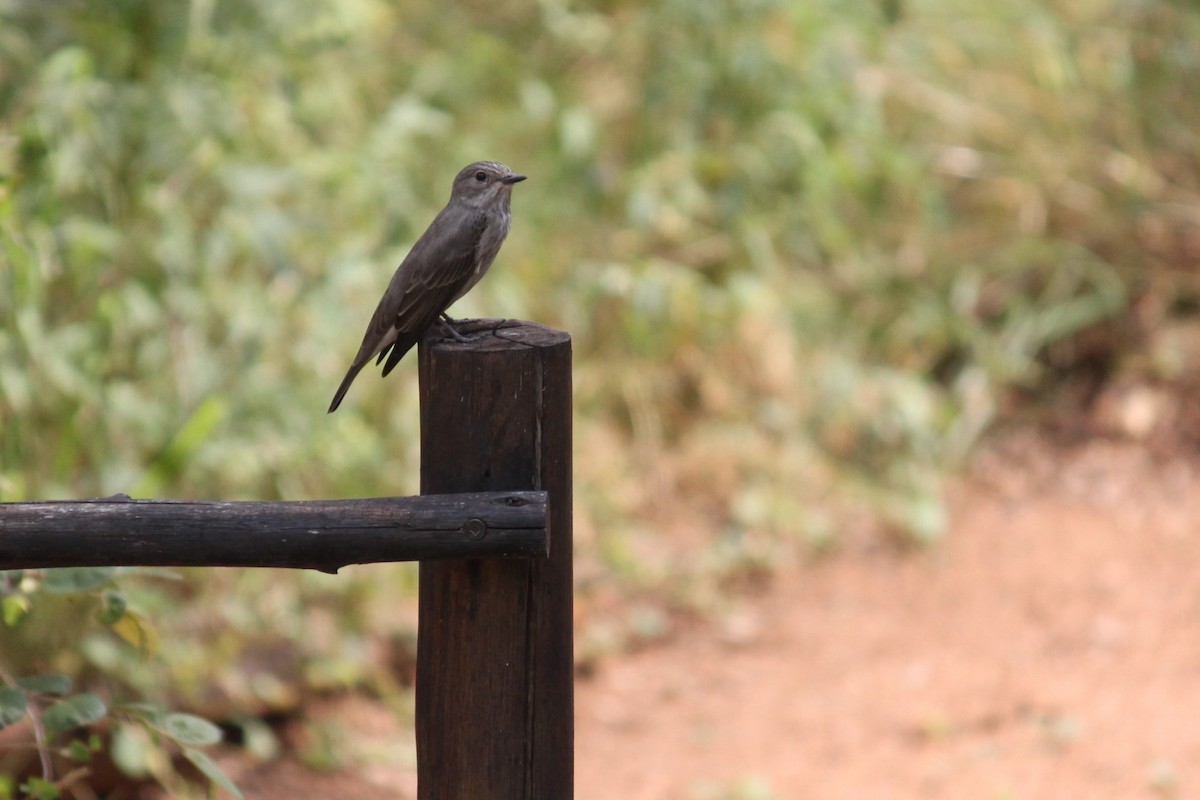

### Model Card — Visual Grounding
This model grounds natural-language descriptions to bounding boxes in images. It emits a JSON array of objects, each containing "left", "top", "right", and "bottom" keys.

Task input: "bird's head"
[{"left": 449, "top": 161, "right": 527, "bottom": 209}]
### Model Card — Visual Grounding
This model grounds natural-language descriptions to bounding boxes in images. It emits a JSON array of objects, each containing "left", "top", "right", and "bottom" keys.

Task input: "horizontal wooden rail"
[{"left": 0, "top": 491, "right": 548, "bottom": 573}]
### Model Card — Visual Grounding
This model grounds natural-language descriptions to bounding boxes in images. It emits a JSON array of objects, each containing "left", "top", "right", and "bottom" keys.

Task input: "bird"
[{"left": 328, "top": 160, "right": 527, "bottom": 413}]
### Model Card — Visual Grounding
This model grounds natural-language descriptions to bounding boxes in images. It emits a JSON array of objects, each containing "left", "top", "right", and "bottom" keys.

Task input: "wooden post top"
[{"left": 422, "top": 319, "right": 571, "bottom": 353}]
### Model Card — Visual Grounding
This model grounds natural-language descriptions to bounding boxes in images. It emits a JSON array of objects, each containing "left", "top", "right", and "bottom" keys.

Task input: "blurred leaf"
[
  {"left": 16, "top": 674, "right": 72, "bottom": 695},
  {"left": 156, "top": 712, "right": 222, "bottom": 746},
  {"left": 64, "top": 738, "right": 94, "bottom": 762},
  {"left": 41, "top": 694, "right": 107, "bottom": 734},
  {"left": 2, "top": 595, "right": 31, "bottom": 626},
  {"left": 110, "top": 724, "right": 156, "bottom": 779},
  {"left": 0, "top": 686, "right": 27, "bottom": 729},
  {"left": 111, "top": 611, "right": 159, "bottom": 656},
  {"left": 41, "top": 568, "right": 115, "bottom": 594},
  {"left": 184, "top": 748, "right": 243, "bottom": 800},
  {"left": 18, "top": 778, "right": 59, "bottom": 800},
  {"left": 96, "top": 590, "right": 127, "bottom": 625}
]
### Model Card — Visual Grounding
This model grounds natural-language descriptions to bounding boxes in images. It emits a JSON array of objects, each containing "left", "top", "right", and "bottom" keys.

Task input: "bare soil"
[
  {"left": 576, "top": 435, "right": 1200, "bottom": 799},
  {"left": 223, "top": 434, "right": 1200, "bottom": 799}
]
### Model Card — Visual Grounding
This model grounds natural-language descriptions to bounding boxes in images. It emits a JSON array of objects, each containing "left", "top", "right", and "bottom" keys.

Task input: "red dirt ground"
[
  {"left": 222, "top": 434, "right": 1200, "bottom": 799},
  {"left": 575, "top": 436, "right": 1200, "bottom": 799}
]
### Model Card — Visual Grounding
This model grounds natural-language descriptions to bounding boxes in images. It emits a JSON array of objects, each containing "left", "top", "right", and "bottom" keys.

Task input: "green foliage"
[
  {"left": 184, "top": 749, "right": 243, "bottom": 800},
  {"left": 0, "top": 570, "right": 238, "bottom": 798},
  {"left": 3, "top": 0, "right": 1197, "bottom": 535},
  {"left": 38, "top": 694, "right": 106, "bottom": 735},
  {"left": 0, "top": 687, "right": 27, "bottom": 727}
]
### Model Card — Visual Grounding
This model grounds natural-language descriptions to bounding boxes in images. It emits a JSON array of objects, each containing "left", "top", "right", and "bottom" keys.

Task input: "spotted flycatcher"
[{"left": 328, "top": 161, "right": 526, "bottom": 413}]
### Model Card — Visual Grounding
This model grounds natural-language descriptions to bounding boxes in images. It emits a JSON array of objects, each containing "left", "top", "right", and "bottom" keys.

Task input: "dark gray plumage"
[{"left": 328, "top": 161, "right": 526, "bottom": 413}]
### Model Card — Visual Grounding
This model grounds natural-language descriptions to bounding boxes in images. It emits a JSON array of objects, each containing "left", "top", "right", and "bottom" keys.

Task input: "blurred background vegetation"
[{"left": 1, "top": 0, "right": 1199, "bottom": 788}]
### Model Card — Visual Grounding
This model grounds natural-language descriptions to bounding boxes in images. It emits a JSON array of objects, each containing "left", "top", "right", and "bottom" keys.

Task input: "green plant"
[{"left": 0, "top": 568, "right": 239, "bottom": 799}]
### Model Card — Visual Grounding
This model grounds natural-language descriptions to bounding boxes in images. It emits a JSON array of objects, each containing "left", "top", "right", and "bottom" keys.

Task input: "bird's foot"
[
  {"left": 439, "top": 316, "right": 515, "bottom": 343},
  {"left": 438, "top": 315, "right": 475, "bottom": 343}
]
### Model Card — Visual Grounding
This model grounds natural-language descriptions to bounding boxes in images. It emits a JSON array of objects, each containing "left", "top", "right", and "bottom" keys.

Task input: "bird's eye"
[{"left": 474, "top": 171, "right": 487, "bottom": 182}]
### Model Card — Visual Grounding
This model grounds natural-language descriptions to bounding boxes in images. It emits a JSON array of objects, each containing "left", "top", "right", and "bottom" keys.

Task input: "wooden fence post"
[{"left": 416, "top": 320, "right": 572, "bottom": 799}]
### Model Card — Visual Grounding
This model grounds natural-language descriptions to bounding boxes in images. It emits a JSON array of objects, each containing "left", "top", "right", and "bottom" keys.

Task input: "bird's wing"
[
  {"left": 345, "top": 208, "right": 486, "bottom": 371},
  {"left": 375, "top": 213, "right": 487, "bottom": 376},
  {"left": 390, "top": 208, "right": 488, "bottom": 334},
  {"left": 329, "top": 208, "right": 488, "bottom": 412}
]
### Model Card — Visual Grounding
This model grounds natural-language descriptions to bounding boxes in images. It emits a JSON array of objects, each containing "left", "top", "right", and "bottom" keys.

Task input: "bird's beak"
[{"left": 501, "top": 173, "right": 527, "bottom": 184}]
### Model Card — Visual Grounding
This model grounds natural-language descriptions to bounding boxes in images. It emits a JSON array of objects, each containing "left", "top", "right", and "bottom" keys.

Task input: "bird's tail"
[{"left": 328, "top": 361, "right": 367, "bottom": 413}]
